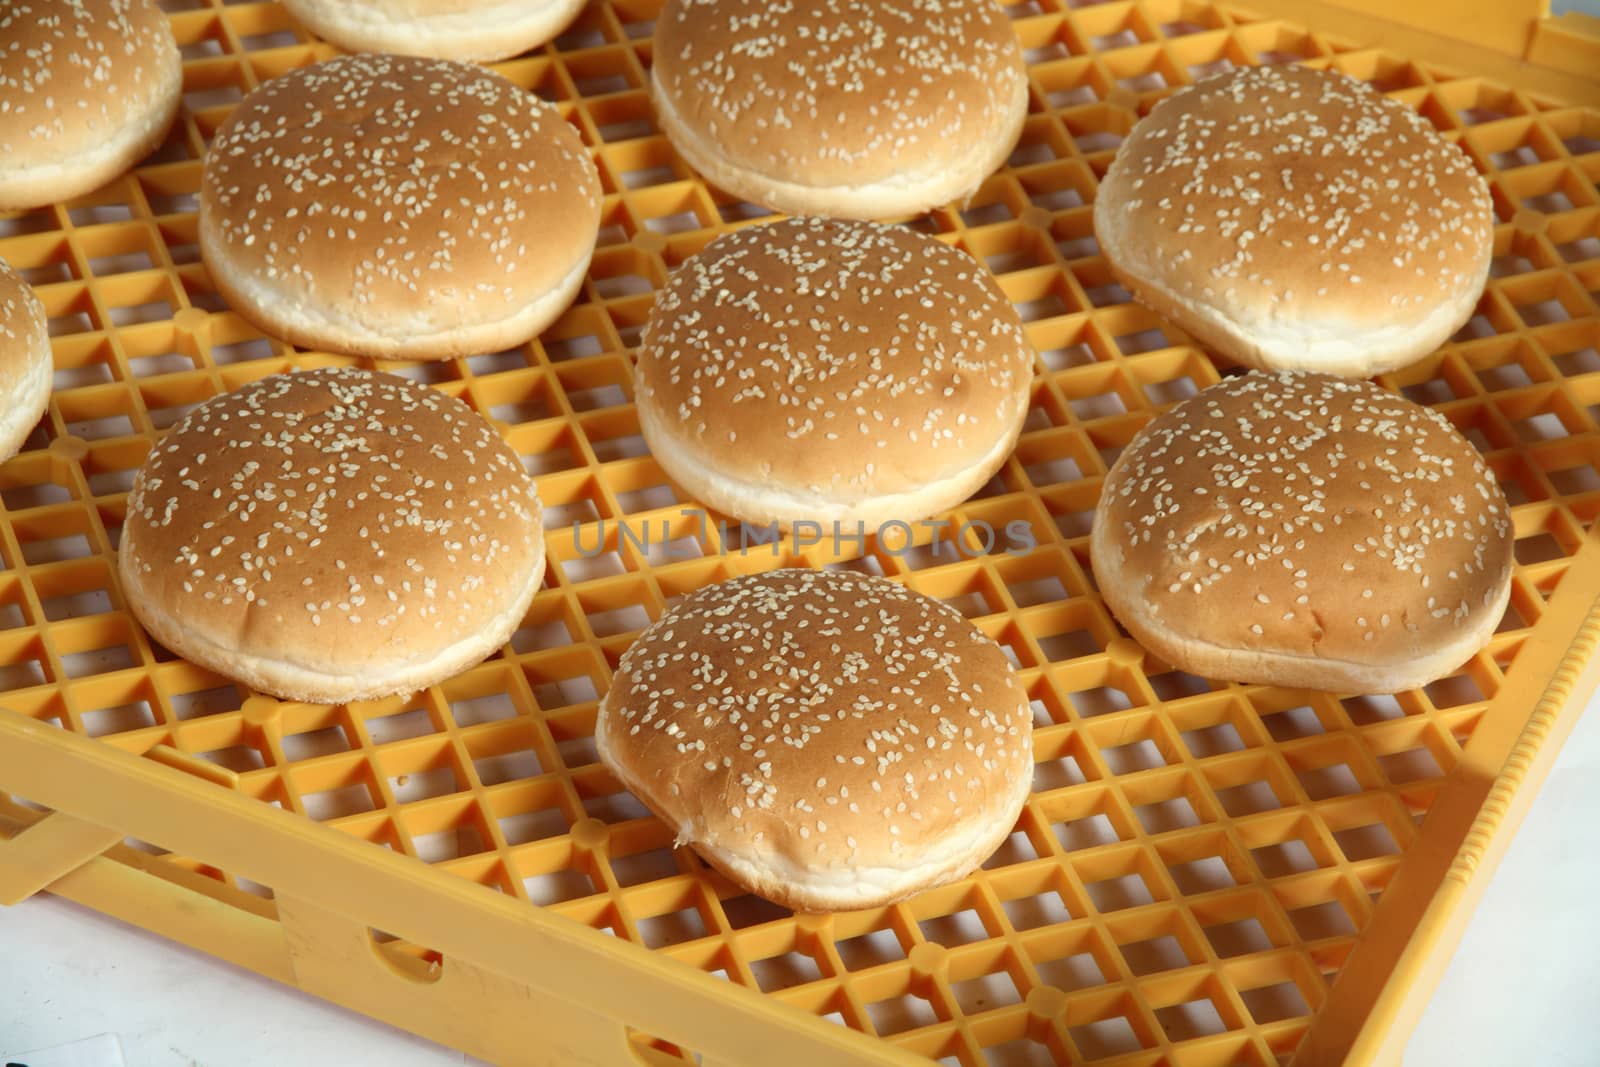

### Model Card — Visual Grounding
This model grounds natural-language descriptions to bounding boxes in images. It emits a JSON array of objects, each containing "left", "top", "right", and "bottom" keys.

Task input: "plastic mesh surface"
[{"left": 0, "top": 0, "right": 1598, "bottom": 1064}]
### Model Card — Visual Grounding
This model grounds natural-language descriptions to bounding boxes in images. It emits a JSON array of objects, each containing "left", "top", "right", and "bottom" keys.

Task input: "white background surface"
[{"left": 0, "top": 685, "right": 1596, "bottom": 1065}]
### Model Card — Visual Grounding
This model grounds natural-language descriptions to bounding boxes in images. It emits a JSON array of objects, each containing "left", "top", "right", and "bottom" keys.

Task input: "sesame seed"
[
  {"left": 1095, "top": 64, "right": 1493, "bottom": 365},
  {"left": 120, "top": 367, "right": 544, "bottom": 701},
  {"left": 596, "top": 568, "right": 1032, "bottom": 885},
  {"left": 637, "top": 217, "right": 1033, "bottom": 504},
  {"left": 653, "top": 0, "right": 1026, "bottom": 195},
  {"left": 199, "top": 53, "right": 600, "bottom": 345},
  {"left": 1095, "top": 370, "right": 1513, "bottom": 671},
  {"left": 0, "top": 0, "right": 178, "bottom": 180}
]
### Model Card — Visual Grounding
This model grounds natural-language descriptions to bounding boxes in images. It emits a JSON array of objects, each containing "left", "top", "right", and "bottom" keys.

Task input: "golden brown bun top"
[
  {"left": 1098, "top": 371, "right": 1513, "bottom": 666},
  {"left": 0, "top": 260, "right": 47, "bottom": 400},
  {"left": 652, "top": 0, "right": 1025, "bottom": 187},
  {"left": 121, "top": 368, "right": 542, "bottom": 669},
  {"left": 0, "top": 0, "right": 179, "bottom": 165},
  {"left": 1094, "top": 64, "right": 1493, "bottom": 324},
  {"left": 636, "top": 217, "right": 1034, "bottom": 496},
  {"left": 201, "top": 54, "right": 600, "bottom": 323},
  {"left": 599, "top": 568, "right": 1032, "bottom": 872}
]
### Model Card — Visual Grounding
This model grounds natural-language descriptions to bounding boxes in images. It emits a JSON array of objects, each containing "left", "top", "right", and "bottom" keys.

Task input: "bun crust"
[
  {"left": 119, "top": 367, "right": 546, "bottom": 704},
  {"left": 0, "top": 0, "right": 182, "bottom": 211},
  {"left": 595, "top": 569, "right": 1033, "bottom": 911},
  {"left": 651, "top": 0, "right": 1028, "bottom": 218},
  {"left": 280, "top": 0, "right": 587, "bottom": 61},
  {"left": 0, "top": 261, "right": 52, "bottom": 462},
  {"left": 635, "top": 217, "right": 1034, "bottom": 528},
  {"left": 1091, "top": 371, "right": 1514, "bottom": 694},
  {"left": 1094, "top": 65, "right": 1493, "bottom": 377},
  {"left": 199, "top": 54, "right": 601, "bottom": 361}
]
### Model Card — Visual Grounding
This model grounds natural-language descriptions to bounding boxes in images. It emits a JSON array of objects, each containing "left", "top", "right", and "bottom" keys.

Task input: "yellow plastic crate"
[{"left": 1, "top": 1, "right": 1598, "bottom": 1064}]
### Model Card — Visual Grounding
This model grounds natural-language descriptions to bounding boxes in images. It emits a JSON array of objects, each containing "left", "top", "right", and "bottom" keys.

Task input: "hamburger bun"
[
  {"left": 635, "top": 217, "right": 1034, "bottom": 529},
  {"left": 199, "top": 54, "right": 601, "bottom": 361},
  {"left": 1091, "top": 371, "right": 1514, "bottom": 695},
  {"left": 280, "top": 0, "right": 586, "bottom": 63},
  {"left": 0, "top": 0, "right": 182, "bottom": 211},
  {"left": 0, "top": 260, "right": 53, "bottom": 462},
  {"left": 119, "top": 367, "right": 546, "bottom": 704},
  {"left": 595, "top": 568, "right": 1033, "bottom": 911},
  {"left": 651, "top": 0, "right": 1028, "bottom": 219},
  {"left": 1094, "top": 65, "right": 1493, "bottom": 377}
]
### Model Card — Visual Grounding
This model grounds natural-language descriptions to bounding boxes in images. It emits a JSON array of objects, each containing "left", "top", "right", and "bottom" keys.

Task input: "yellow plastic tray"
[{"left": 2, "top": 1, "right": 1598, "bottom": 1064}]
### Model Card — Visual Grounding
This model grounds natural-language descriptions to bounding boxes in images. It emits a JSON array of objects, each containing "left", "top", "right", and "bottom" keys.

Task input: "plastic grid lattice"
[{"left": 0, "top": 0, "right": 1598, "bottom": 1064}]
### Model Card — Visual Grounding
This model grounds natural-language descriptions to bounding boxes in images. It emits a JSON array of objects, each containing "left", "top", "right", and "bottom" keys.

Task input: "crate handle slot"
[
  {"left": 625, "top": 1029, "right": 702, "bottom": 1067},
  {"left": 0, "top": 708, "right": 910, "bottom": 1065},
  {"left": 368, "top": 927, "right": 445, "bottom": 985},
  {"left": 275, "top": 893, "right": 663, "bottom": 1064}
]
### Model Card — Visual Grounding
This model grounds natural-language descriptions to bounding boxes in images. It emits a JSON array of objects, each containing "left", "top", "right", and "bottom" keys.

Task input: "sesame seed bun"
[
  {"left": 635, "top": 217, "right": 1034, "bottom": 529},
  {"left": 595, "top": 569, "right": 1033, "bottom": 912},
  {"left": 1093, "top": 65, "right": 1494, "bottom": 378},
  {"left": 0, "top": 0, "right": 182, "bottom": 212},
  {"left": 118, "top": 367, "right": 545, "bottom": 705},
  {"left": 199, "top": 54, "right": 601, "bottom": 362},
  {"left": 1091, "top": 371, "right": 1513, "bottom": 695},
  {"left": 280, "top": 0, "right": 587, "bottom": 62},
  {"left": 651, "top": 0, "right": 1028, "bottom": 220},
  {"left": 0, "top": 260, "right": 52, "bottom": 462}
]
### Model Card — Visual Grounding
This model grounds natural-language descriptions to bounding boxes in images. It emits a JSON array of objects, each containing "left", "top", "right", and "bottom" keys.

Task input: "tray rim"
[{"left": 1, "top": 527, "right": 1597, "bottom": 1065}]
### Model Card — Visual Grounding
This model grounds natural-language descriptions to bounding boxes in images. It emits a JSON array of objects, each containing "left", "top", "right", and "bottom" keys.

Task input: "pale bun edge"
[
  {"left": 118, "top": 524, "right": 546, "bottom": 704},
  {"left": 280, "top": 0, "right": 587, "bottom": 61},
  {"left": 0, "top": 52, "right": 182, "bottom": 213},
  {"left": 637, "top": 395, "right": 1027, "bottom": 530},
  {"left": 650, "top": 69, "right": 1029, "bottom": 220},
  {"left": 1096, "top": 204, "right": 1490, "bottom": 377},
  {"left": 201, "top": 209, "right": 595, "bottom": 360},
  {"left": 0, "top": 328, "right": 53, "bottom": 462},
  {"left": 1090, "top": 516, "right": 1511, "bottom": 695},
  {"left": 596, "top": 702, "right": 1034, "bottom": 912}
]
